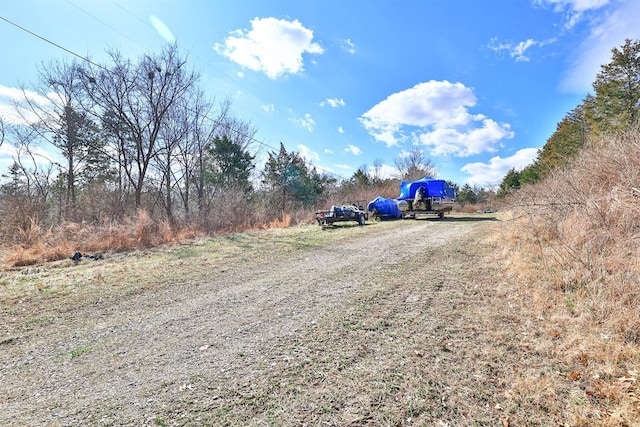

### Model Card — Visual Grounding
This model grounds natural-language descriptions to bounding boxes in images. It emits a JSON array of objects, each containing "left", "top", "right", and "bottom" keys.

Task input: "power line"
[
  {"left": 110, "top": 0, "right": 153, "bottom": 30},
  {"left": 0, "top": 12, "right": 347, "bottom": 181},
  {"left": 65, "top": 0, "right": 150, "bottom": 52},
  {"left": 0, "top": 14, "right": 109, "bottom": 74}
]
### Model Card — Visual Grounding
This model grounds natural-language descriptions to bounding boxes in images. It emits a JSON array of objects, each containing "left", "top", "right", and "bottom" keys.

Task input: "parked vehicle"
[
  {"left": 368, "top": 177, "right": 456, "bottom": 220},
  {"left": 315, "top": 201, "right": 368, "bottom": 226}
]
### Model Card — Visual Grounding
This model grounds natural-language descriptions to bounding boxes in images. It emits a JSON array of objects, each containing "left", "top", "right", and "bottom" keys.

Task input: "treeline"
[
  {"left": 498, "top": 38, "right": 640, "bottom": 195},
  {"left": 0, "top": 44, "right": 348, "bottom": 245}
]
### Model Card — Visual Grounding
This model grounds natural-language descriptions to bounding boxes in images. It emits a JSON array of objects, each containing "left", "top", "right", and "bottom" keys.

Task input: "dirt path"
[{"left": 1, "top": 216, "right": 628, "bottom": 426}]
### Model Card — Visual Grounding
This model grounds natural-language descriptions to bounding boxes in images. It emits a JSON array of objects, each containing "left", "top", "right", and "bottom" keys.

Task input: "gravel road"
[{"left": 2, "top": 217, "right": 506, "bottom": 426}]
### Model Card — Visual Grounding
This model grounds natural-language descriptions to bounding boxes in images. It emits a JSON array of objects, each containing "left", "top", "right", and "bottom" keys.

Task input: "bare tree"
[
  {"left": 80, "top": 44, "right": 199, "bottom": 210},
  {"left": 39, "top": 61, "right": 84, "bottom": 217},
  {"left": 155, "top": 100, "right": 190, "bottom": 225},
  {"left": 172, "top": 95, "right": 257, "bottom": 221},
  {"left": 9, "top": 125, "right": 55, "bottom": 206},
  {"left": 393, "top": 147, "right": 437, "bottom": 181},
  {"left": 372, "top": 158, "right": 384, "bottom": 184},
  {"left": 8, "top": 60, "right": 100, "bottom": 220},
  {"left": 191, "top": 97, "right": 231, "bottom": 216}
]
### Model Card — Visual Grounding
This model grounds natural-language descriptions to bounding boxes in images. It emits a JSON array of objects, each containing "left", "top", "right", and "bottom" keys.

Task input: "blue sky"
[{"left": 1, "top": 0, "right": 639, "bottom": 186}]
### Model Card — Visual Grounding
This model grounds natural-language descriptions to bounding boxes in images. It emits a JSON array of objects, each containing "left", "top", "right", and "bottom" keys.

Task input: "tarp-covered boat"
[
  {"left": 368, "top": 177, "right": 456, "bottom": 220},
  {"left": 398, "top": 177, "right": 455, "bottom": 200},
  {"left": 366, "top": 196, "right": 403, "bottom": 219}
]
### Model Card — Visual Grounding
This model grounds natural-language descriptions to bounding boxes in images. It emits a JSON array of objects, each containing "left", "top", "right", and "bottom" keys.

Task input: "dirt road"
[{"left": 0, "top": 216, "right": 626, "bottom": 426}]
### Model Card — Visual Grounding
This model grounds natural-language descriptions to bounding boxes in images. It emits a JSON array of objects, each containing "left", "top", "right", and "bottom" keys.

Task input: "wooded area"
[
  {"left": 0, "top": 44, "right": 345, "bottom": 242},
  {"left": 498, "top": 38, "right": 640, "bottom": 195}
]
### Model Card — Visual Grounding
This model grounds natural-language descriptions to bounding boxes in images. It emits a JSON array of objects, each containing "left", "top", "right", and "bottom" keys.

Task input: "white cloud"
[
  {"left": 322, "top": 98, "right": 346, "bottom": 108},
  {"left": 359, "top": 80, "right": 513, "bottom": 156},
  {"left": 368, "top": 163, "right": 399, "bottom": 180},
  {"left": 559, "top": 0, "right": 640, "bottom": 92},
  {"left": 262, "top": 103, "right": 275, "bottom": 113},
  {"left": 512, "top": 39, "right": 536, "bottom": 62},
  {"left": 0, "top": 134, "right": 61, "bottom": 174},
  {"left": 545, "top": 0, "right": 611, "bottom": 11},
  {"left": 419, "top": 118, "right": 513, "bottom": 156},
  {"left": 0, "top": 85, "right": 50, "bottom": 105},
  {"left": 342, "top": 38, "right": 356, "bottom": 54},
  {"left": 490, "top": 1, "right": 634, "bottom": 93},
  {"left": 345, "top": 144, "right": 362, "bottom": 155},
  {"left": 324, "top": 148, "right": 333, "bottom": 154},
  {"left": 297, "top": 144, "right": 320, "bottom": 163},
  {"left": 149, "top": 15, "right": 175, "bottom": 43},
  {"left": 535, "top": 0, "right": 610, "bottom": 29},
  {"left": 396, "top": 150, "right": 410, "bottom": 159},
  {"left": 0, "top": 103, "right": 26, "bottom": 126},
  {"left": 0, "top": 87, "right": 66, "bottom": 171},
  {"left": 291, "top": 113, "right": 315, "bottom": 132},
  {"left": 487, "top": 37, "right": 512, "bottom": 53},
  {"left": 489, "top": 0, "right": 613, "bottom": 64},
  {"left": 214, "top": 17, "right": 323, "bottom": 79},
  {"left": 0, "top": 143, "right": 16, "bottom": 163},
  {"left": 362, "top": 81, "right": 476, "bottom": 130},
  {"left": 0, "top": 85, "right": 53, "bottom": 125},
  {"left": 460, "top": 148, "right": 539, "bottom": 185},
  {"left": 488, "top": 37, "right": 545, "bottom": 62},
  {"left": 337, "top": 126, "right": 344, "bottom": 134}
]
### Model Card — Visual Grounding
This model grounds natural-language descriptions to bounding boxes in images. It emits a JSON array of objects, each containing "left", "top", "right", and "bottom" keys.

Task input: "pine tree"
[
  {"left": 590, "top": 38, "right": 640, "bottom": 133},
  {"left": 204, "top": 135, "right": 255, "bottom": 193}
]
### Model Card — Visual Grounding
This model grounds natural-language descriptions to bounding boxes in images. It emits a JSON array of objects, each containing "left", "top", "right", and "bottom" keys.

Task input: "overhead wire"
[
  {"left": 0, "top": 15, "right": 108, "bottom": 74},
  {"left": 0, "top": 10, "right": 347, "bottom": 181},
  {"left": 64, "top": 0, "right": 150, "bottom": 52}
]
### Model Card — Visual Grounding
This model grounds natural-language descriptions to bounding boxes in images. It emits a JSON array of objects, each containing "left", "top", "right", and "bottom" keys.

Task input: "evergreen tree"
[
  {"left": 53, "top": 103, "right": 107, "bottom": 215},
  {"left": 350, "top": 167, "right": 371, "bottom": 188},
  {"left": 457, "top": 183, "right": 477, "bottom": 205},
  {"left": 526, "top": 103, "right": 589, "bottom": 183},
  {"left": 204, "top": 135, "right": 255, "bottom": 193},
  {"left": 590, "top": 38, "right": 640, "bottom": 133},
  {"left": 497, "top": 168, "right": 521, "bottom": 198},
  {"left": 500, "top": 39, "right": 640, "bottom": 190},
  {"left": 261, "top": 143, "right": 333, "bottom": 215}
]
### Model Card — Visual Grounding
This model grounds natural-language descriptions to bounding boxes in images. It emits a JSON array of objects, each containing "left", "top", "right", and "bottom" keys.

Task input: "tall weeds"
[
  {"left": 509, "top": 125, "right": 640, "bottom": 342},
  {"left": 501, "top": 127, "right": 640, "bottom": 424}
]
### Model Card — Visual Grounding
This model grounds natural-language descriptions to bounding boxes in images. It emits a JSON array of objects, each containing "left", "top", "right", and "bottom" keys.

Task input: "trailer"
[
  {"left": 315, "top": 201, "right": 368, "bottom": 226},
  {"left": 397, "top": 197, "right": 453, "bottom": 219}
]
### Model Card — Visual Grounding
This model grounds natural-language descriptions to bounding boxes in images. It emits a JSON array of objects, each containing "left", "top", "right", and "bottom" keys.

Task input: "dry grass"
[
  {"left": 266, "top": 213, "right": 292, "bottom": 229},
  {"left": 453, "top": 202, "right": 503, "bottom": 214},
  {"left": 501, "top": 126, "right": 640, "bottom": 424},
  {"left": 0, "top": 178, "right": 472, "bottom": 268},
  {"left": 1, "top": 209, "right": 203, "bottom": 268}
]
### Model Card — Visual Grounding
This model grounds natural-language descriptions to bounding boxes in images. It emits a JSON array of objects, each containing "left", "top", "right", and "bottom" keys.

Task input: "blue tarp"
[
  {"left": 444, "top": 186, "right": 456, "bottom": 199},
  {"left": 398, "top": 177, "right": 454, "bottom": 200},
  {"left": 367, "top": 196, "right": 403, "bottom": 219}
]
